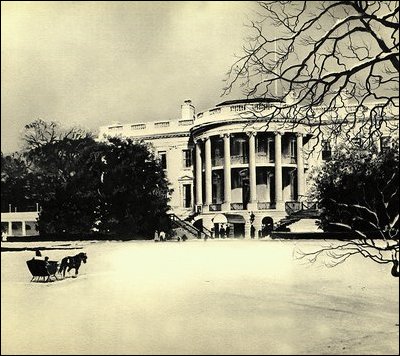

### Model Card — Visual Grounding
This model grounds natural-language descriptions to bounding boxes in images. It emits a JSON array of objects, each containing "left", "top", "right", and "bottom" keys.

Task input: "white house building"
[{"left": 98, "top": 97, "right": 400, "bottom": 238}]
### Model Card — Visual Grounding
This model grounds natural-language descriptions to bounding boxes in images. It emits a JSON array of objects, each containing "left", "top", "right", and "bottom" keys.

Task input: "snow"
[
  {"left": 288, "top": 218, "right": 323, "bottom": 232},
  {"left": 1, "top": 239, "right": 399, "bottom": 355}
]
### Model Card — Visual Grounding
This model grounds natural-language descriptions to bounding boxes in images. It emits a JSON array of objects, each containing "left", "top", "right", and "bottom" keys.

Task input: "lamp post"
[
  {"left": 249, "top": 211, "right": 255, "bottom": 225},
  {"left": 249, "top": 211, "right": 255, "bottom": 239}
]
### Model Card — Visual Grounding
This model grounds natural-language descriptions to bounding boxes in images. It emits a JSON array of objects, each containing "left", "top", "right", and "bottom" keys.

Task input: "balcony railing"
[
  {"left": 178, "top": 119, "right": 194, "bottom": 126},
  {"left": 209, "top": 204, "right": 222, "bottom": 211},
  {"left": 209, "top": 108, "right": 221, "bottom": 115},
  {"left": 255, "top": 153, "right": 270, "bottom": 163},
  {"left": 302, "top": 201, "right": 320, "bottom": 210},
  {"left": 231, "top": 155, "right": 249, "bottom": 164},
  {"left": 230, "top": 104, "right": 247, "bottom": 112},
  {"left": 285, "top": 201, "right": 320, "bottom": 215},
  {"left": 285, "top": 201, "right": 302, "bottom": 214},
  {"left": 212, "top": 157, "right": 224, "bottom": 166},
  {"left": 231, "top": 203, "right": 244, "bottom": 210},
  {"left": 257, "top": 202, "right": 276, "bottom": 210},
  {"left": 282, "top": 155, "right": 297, "bottom": 164},
  {"left": 154, "top": 121, "right": 170, "bottom": 128}
]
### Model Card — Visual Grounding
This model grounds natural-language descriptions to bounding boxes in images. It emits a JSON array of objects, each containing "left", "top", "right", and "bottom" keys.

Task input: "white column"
[
  {"left": 296, "top": 133, "right": 305, "bottom": 200},
  {"left": 222, "top": 133, "right": 231, "bottom": 211},
  {"left": 8, "top": 221, "right": 13, "bottom": 236},
  {"left": 275, "top": 132, "right": 284, "bottom": 210},
  {"left": 248, "top": 131, "right": 257, "bottom": 210},
  {"left": 205, "top": 137, "right": 212, "bottom": 207},
  {"left": 22, "top": 221, "right": 26, "bottom": 236},
  {"left": 195, "top": 140, "right": 203, "bottom": 206}
]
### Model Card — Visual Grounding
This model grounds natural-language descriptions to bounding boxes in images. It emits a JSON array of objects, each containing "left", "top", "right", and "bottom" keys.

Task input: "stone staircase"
[
  {"left": 276, "top": 202, "right": 321, "bottom": 231},
  {"left": 169, "top": 213, "right": 212, "bottom": 239}
]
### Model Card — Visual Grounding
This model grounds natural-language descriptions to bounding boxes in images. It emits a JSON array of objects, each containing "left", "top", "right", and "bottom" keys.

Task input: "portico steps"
[
  {"left": 275, "top": 208, "right": 321, "bottom": 231},
  {"left": 168, "top": 213, "right": 211, "bottom": 239}
]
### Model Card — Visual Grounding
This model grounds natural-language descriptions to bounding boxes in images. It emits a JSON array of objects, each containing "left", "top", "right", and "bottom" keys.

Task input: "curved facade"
[
  {"left": 189, "top": 99, "right": 313, "bottom": 236},
  {"left": 98, "top": 98, "right": 399, "bottom": 237}
]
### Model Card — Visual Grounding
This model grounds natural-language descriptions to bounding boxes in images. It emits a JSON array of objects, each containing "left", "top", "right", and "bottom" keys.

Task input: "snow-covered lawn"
[{"left": 1, "top": 239, "right": 399, "bottom": 355}]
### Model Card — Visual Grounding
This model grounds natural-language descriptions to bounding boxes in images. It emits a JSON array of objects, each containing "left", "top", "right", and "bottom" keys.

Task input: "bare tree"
[
  {"left": 224, "top": 1, "right": 399, "bottom": 150},
  {"left": 295, "top": 239, "right": 399, "bottom": 277},
  {"left": 224, "top": 1, "right": 399, "bottom": 276},
  {"left": 22, "top": 119, "right": 91, "bottom": 150}
]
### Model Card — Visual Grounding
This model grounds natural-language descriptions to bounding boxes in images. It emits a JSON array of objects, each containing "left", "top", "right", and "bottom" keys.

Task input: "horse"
[{"left": 58, "top": 252, "right": 87, "bottom": 277}]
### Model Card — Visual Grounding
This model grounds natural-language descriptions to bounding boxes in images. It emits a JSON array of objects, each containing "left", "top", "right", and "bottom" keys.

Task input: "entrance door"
[
  {"left": 261, "top": 217, "right": 274, "bottom": 237},
  {"left": 183, "top": 184, "right": 192, "bottom": 208}
]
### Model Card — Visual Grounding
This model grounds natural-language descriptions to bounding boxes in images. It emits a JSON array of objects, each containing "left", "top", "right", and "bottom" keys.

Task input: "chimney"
[{"left": 181, "top": 100, "right": 195, "bottom": 120}]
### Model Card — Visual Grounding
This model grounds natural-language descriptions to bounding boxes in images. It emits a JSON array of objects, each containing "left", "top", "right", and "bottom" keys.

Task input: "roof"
[{"left": 216, "top": 98, "right": 282, "bottom": 107}]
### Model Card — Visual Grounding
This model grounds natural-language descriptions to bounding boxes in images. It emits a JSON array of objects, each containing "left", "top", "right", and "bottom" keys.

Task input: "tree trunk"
[{"left": 391, "top": 261, "right": 399, "bottom": 277}]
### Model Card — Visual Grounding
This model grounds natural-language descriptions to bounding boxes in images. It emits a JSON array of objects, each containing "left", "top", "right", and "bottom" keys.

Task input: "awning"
[{"left": 212, "top": 213, "right": 246, "bottom": 224}]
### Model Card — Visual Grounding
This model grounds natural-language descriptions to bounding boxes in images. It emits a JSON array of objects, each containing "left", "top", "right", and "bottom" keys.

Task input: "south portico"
[{"left": 192, "top": 126, "right": 309, "bottom": 215}]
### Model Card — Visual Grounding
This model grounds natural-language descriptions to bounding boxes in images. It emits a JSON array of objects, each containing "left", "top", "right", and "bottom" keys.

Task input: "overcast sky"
[{"left": 1, "top": 1, "right": 258, "bottom": 153}]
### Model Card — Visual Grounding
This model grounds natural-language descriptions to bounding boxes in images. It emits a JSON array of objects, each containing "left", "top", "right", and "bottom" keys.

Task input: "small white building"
[{"left": 1, "top": 209, "right": 40, "bottom": 237}]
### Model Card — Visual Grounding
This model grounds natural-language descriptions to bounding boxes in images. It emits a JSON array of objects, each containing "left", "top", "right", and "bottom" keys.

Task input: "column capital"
[
  {"left": 220, "top": 133, "right": 231, "bottom": 139},
  {"left": 246, "top": 131, "right": 257, "bottom": 137},
  {"left": 274, "top": 131, "right": 284, "bottom": 136},
  {"left": 296, "top": 132, "right": 304, "bottom": 138},
  {"left": 196, "top": 136, "right": 210, "bottom": 144}
]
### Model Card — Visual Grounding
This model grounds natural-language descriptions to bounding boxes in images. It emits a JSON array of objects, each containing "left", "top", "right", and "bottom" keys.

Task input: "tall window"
[
  {"left": 256, "top": 137, "right": 267, "bottom": 154},
  {"left": 232, "top": 140, "right": 242, "bottom": 156},
  {"left": 268, "top": 138, "right": 275, "bottom": 162},
  {"left": 182, "top": 149, "right": 192, "bottom": 168},
  {"left": 322, "top": 140, "right": 331, "bottom": 161},
  {"left": 212, "top": 140, "right": 223, "bottom": 166},
  {"left": 158, "top": 151, "right": 167, "bottom": 169},
  {"left": 290, "top": 139, "right": 296, "bottom": 163},
  {"left": 183, "top": 184, "right": 192, "bottom": 208}
]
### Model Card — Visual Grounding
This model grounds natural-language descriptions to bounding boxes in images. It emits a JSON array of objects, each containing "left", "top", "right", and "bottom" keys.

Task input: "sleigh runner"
[
  {"left": 26, "top": 252, "right": 87, "bottom": 282},
  {"left": 26, "top": 259, "right": 59, "bottom": 282}
]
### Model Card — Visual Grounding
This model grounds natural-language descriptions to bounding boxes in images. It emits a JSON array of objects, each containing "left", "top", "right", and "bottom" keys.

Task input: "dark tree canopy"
[
  {"left": 4, "top": 120, "right": 172, "bottom": 239},
  {"left": 299, "top": 141, "right": 399, "bottom": 276},
  {"left": 96, "top": 137, "right": 172, "bottom": 236},
  {"left": 33, "top": 137, "right": 102, "bottom": 234},
  {"left": 1, "top": 152, "right": 33, "bottom": 212},
  {"left": 35, "top": 136, "right": 171, "bottom": 237},
  {"left": 314, "top": 142, "right": 399, "bottom": 238}
]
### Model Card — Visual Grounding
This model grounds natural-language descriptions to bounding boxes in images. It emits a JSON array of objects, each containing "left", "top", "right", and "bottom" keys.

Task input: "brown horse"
[{"left": 58, "top": 252, "right": 87, "bottom": 277}]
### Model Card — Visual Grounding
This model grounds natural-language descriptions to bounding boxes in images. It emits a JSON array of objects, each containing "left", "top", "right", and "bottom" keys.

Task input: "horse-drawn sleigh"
[{"left": 26, "top": 252, "right": 88, "bottom": 282}]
